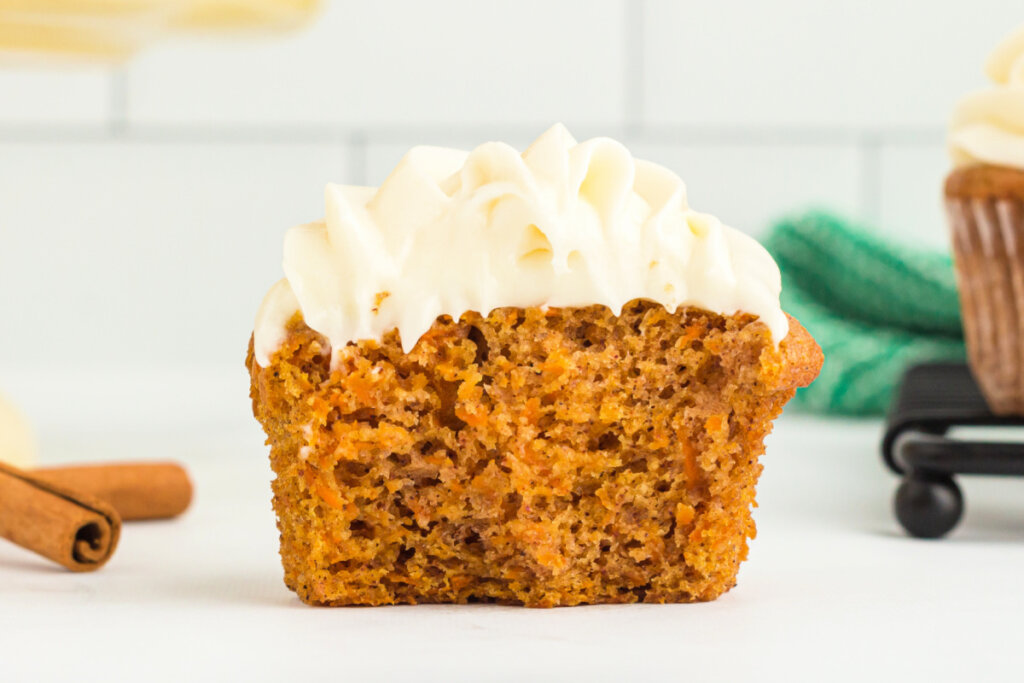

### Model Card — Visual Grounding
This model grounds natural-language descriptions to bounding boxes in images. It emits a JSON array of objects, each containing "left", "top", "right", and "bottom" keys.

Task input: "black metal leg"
[
  {"left": 894, "top": 475, "right": 963, "bottom": 539},
  {"left": 882, "top": 363, "right": 1024, "bottom": 540}
]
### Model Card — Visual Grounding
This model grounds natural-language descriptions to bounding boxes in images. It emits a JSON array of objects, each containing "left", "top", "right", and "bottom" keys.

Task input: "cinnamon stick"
[
  {"left": 34, "top": 462, "right": 193, "bottom": 521},
  {"left": 0, "top": 461, "right": 121, "bottom": 572}
]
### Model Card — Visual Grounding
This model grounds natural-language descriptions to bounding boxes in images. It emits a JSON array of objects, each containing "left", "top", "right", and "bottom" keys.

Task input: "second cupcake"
[{"left": 947, "top": 24, "right": 1024, "bottom": 414}]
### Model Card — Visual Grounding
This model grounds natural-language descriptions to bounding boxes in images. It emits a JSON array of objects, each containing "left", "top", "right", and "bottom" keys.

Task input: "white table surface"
[{"left": 3, "top": 372, "right": 1024, "bottom": 682}]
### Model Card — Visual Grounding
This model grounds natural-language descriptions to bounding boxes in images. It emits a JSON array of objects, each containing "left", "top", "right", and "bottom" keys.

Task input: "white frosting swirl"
[
  {"left": 253, "top": 125, "right": 788, "bottom": 367},
  {"left": 950, "top": 24, "right": 1024, "bottom": 168}
]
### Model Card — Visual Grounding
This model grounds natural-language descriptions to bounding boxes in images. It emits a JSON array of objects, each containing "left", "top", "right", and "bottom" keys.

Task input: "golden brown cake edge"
[{"left": 945, "top": 164, "right": 1024, "bottom": 200}]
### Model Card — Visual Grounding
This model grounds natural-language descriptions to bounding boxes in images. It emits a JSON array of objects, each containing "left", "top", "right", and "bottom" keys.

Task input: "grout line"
[
  {"left": 0, "top": 124, "right": 341, "bottom": 144},
  {"left": 108, "top": 67, "right": 128, "bottom": 136},
  {"left": 623, "top": 0, "right": 645, "bottom": 133},
  {"left": 627, "top": 125, "right": 945, "bottom": 146},
  {"left": 349, "top": 123, "right": 633, "bottom": 145},
  {"left": 0, "top": 122, "right": 947, "bottom": 147},
  {"left": 858, "top": 134, "right": 883, "bottom": 224},
  {"left": 0, "top": 125, "right": 113, "bottom": 143}
]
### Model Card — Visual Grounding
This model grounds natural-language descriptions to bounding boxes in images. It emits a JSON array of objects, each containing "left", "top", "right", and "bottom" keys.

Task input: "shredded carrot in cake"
[{"left": 248, "top": 300, "right": 821, "bottom": 606}]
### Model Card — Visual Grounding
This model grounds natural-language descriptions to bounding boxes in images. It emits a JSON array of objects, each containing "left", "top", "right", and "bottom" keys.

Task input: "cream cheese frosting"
[
  {"left": 950, "top": 24, "right": 1024, "bottom": 169},
  {"left": 253, "top": 125, "right": 788, "bottom": 367}
]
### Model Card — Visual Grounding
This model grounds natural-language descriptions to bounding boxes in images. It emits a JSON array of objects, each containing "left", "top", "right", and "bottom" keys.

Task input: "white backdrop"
[{"left": 0, "top": 0, "right": 1017, "bottom": 377}]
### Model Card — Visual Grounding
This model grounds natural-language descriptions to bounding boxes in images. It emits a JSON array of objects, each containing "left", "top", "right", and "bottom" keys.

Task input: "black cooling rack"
[{"left": 882, "top": 362, "right": 1024, "bottom": 538}]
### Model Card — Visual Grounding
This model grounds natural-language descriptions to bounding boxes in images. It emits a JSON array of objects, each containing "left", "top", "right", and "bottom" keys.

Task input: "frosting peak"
[
  {"left": 253, "top": 125, "right": 788, "bottom": 366},
  {"left": 950, "top": 24, "right": 1024, "bottom": 169}
]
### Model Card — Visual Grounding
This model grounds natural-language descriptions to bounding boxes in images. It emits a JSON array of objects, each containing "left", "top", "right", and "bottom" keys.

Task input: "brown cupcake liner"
[{"left": 947, "top": 195, "right": 1024, "bottom": 415}]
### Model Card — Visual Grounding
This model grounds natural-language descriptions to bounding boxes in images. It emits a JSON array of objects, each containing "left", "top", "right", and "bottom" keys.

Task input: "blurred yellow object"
[
  {"left": 0, "top": 0, "right": 319, "bottom": 61},
  {"left": 0, "top": 391, "right": 36, "bottom": 469}
]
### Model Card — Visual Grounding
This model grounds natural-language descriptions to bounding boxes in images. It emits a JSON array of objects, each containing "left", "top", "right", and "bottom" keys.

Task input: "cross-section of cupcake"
[{"left": 247, "top": 125, "right": 822, "bottom": 607}]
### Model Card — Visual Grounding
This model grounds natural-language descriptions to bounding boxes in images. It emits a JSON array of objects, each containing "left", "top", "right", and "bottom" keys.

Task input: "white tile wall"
[
  {"left": 0, "top": 68, "right": 113, "bottom": 125},
  {"left": 875, "top": 141, "right": 951, "bottom": 249},
  {"left": 0, "top": 141, "right": 348, "bottom": 369},
  {"left": 642, "top": 0, "right": 1018, "bottom": 128},
  {"left": 125, "top": 0, "right": 626, "bottom": 127},
  {"left": 0, "top": 0, "right": 1018, "bottom": 372}
]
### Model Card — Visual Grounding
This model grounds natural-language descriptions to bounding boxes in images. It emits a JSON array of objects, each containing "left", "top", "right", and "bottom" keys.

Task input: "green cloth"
[{"left": 762, "top": 212, "right": 965, "bottom": 416}]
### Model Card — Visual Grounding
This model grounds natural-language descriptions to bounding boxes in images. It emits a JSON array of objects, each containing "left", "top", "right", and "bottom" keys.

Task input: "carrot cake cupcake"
[
  {"left": 946, "top": 24, "right": 1024, "bottom": 415},
  {"left": 247, "top": 125, "right": 822, "bottom": 607}
]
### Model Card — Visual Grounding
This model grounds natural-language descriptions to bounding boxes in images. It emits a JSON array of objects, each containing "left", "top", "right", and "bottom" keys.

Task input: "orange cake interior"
[{"left": 248, "top": 300, "right": 821, "bottom": 607}]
